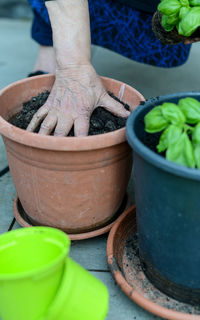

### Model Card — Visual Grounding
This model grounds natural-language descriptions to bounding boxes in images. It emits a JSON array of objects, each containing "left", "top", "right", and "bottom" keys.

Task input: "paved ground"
[{"left": 0, "top": 18, "right": 200, "bottom": 320}]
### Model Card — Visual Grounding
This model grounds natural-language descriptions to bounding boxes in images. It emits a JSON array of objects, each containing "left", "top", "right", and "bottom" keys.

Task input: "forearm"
[{"left": 45, "top": 0, "right": 91, "bottom": 67}]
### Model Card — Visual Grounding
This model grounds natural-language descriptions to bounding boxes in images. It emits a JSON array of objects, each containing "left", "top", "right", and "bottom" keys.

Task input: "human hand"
[
  {"left": 27, "top": 0, "right": 130, "bottom": 136},
  {"left": 27, "top": 64, "right": 130, "bottom": 136}
]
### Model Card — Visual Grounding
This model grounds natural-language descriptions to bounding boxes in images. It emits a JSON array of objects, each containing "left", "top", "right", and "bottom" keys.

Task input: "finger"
[
  {"left": 54, "top": 116, "right": 73, "bottom": 137},
  {"left": 184, "top": 40, "right": 194, "bottom": 44},
  {"left": 100, "top": 94, "right": 130, "bottom": 118},
  {"left": 74, "top": 115, "right": 90, "bottom": 137},
  {"left": 26, "top": 106, "right": 49, "bottom": 132},
  {"left": 184, "top": 40, "right": 191, "bottom": 44},
  {"left": 39, "top": 113, "right": 58, "bottom": 135},
  {"left": 184, "top": 38, "right": 200, "bottom": 44}
]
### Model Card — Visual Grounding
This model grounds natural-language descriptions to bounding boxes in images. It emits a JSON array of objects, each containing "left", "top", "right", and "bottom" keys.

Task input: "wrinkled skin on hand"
[{"left": 27, "top": 64, "right": 130, "bottom": 136}]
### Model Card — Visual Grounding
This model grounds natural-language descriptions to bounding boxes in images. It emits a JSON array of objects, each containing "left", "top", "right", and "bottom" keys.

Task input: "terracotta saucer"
[
  {"left": 107, "top": 206, "right": 200, "bottom": 320},
  {"left": 13, "top": 193, "right": 130, "bottom": 241}
]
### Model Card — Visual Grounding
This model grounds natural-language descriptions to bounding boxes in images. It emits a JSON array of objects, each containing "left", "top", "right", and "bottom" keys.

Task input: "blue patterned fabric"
[{"left": 28, "top": 0, "right": 191, "bottom": 68}]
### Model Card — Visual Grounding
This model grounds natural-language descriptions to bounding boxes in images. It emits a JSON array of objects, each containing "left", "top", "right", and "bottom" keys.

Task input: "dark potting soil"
[
  {"left": 10, "top": 91, "right": 131, "bottom": 136},
  {"left": 123, "top": 235, "right": 200, "bottom": 315},
  {"left": 137, "top": 117, "right": 164, "bottom": 156}
]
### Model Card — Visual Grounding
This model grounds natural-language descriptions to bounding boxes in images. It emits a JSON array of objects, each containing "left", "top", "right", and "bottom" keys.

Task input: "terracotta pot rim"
[
  {"left": 0, "top": 75, "right": 145, "bottom": 151},
  {"left": 13, "top": 194, "right": 130, "bottom": 241},
  {"left": 106, "top": 206, "right": 200, "bottom": 320}
]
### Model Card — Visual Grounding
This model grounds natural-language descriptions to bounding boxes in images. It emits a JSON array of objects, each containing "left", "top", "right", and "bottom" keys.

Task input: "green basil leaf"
[
  {"left": 189, "top": 0, "right": 200, "bottom": 6},
  {"left": 158, "top": 0, "right": 181, "bottom": 15},
  {"left": 144, "top": 106, "right": 169, "bottom": 133},
  {"left": 182, "top": 133, "right": 195, "bottom": 168},
  {"left": 178, "top": 7, "right": 200, "bottom": 36},
  {"left": 166, "top": 132, "right": 195, "bottom": 168},
  {"left": 179, "top": 6, "right": 190, "bottom": 19},
  {"left": 167, "top": 13, "right": 180, "bottom": 25},
  {"left": 192, "top": 122, "right": 200, "bottom": 145},
  {"left": 161, "top": 102, "right": 186, "bottom": 126},
  {"left": 157, "top": 125, "right": 182, "bottom": 153},
  {"left": 180, "top": 0, "right": 189, "bottom": 6},
  {"left": 194, "top": 145, "right": 200, "bottom": 169},
  {"left": 178, "top": 97, "right": 200, "bottom": 124},
  {"left": 162, "top": 15, "right": 176, "bottom": 30}
]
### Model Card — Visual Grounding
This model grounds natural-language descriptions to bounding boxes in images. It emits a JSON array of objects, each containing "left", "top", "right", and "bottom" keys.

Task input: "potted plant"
[
  {"left": 0, "top": 74, "right": 144, "bottom": 235},
  {"left": 126, "top": 92, "right": 200, "bottom": 305},
  {"left": 152, "top": 0, "right": 200, "bottom": 44}
]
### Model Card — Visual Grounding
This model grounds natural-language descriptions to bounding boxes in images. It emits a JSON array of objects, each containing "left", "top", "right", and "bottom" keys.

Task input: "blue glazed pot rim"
[{"left": 126, "top": 92, "right": 200, "bottom": 181}]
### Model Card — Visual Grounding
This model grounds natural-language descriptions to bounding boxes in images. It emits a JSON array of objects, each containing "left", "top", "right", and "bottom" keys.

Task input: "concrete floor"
[{"left": 0, "top": 17, "right": 200, "bottom": 320}]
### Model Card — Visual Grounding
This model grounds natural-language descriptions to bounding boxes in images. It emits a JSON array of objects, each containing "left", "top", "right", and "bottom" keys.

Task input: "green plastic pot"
[
  {"left": 0, "top": 227, "right": 70, "bottom": 320},
  {"left": 43, "top": 257, "right": 109, "bottom": 320}
]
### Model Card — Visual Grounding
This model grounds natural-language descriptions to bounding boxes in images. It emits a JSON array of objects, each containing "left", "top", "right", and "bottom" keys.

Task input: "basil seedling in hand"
[{"left": 157, "top": 0, "right": 200, "bottom": 37}]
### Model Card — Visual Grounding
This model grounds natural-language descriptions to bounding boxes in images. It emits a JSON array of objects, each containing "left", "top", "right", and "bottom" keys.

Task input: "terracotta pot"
[
  {"left": 13, "top": 193, "right": 130, "bottom": 240},
  {"left": 0, "top": 75, "right": 144, "bottom": 233}
]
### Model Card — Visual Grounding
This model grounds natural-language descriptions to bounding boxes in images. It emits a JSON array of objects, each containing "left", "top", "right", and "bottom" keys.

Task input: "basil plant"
[
  {"left": 157, "top": 0, "right": 200, "bottom": 36},
  {"left": 144, "top": 97, "right": 200, "bottom": 169}
]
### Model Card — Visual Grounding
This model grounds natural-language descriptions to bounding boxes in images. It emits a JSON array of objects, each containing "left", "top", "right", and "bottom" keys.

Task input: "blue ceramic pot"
[{"left": 126, "top": 92, "right": 200, "bottom": 305}]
